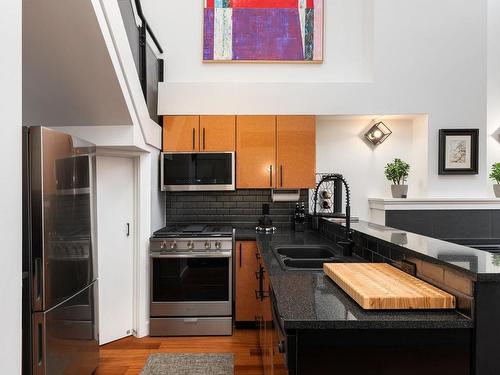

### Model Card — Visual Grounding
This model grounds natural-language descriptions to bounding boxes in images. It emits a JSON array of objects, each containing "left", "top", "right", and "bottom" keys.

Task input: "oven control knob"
[
  {"left": 204, "top": 241, "right": 211, "bottom": 250},
  {"left": 169, "top": 241, "right": 177, "bottom": 250},
  {"left": 160, "top": 241, "right": 168, "bottom": 249},
  {"left": 215, "top": 241, "right": 222, "bottom": 250},
  {"left": 187, "top": 241, "right": 195, "bottom": 250}
]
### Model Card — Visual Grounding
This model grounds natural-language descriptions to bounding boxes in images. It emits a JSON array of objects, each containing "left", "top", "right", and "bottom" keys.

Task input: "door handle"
[
  {"left": 126, "top": 223, "right": 130, "bottom": 237},
  {"left": 37, "top": 322, "right": 43, "bottom": 365},
  {"left": 192, "top": 128, "right": 196, "bottom": 150},
  {"left": 280, "top": 165, "right": 283, "bottom": 187},
  {"left": 202, "top": 128, "right": 206, "bottom": 150},
  {"left": 269, "top": 165, "right": 273, "bottom": 187},
  {"left": 33, "top": 314, "right": 45, "bottom": 371},
  {"left": 239, "top": 243, "right": 242, "bottom": 268}
]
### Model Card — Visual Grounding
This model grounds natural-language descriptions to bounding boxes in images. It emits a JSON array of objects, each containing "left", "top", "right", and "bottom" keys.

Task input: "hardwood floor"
[{"left": 95, "top": 329, "right": 263, "bottom": 375}]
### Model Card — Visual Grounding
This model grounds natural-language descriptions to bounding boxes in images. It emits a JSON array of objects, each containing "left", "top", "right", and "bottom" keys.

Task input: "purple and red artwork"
[{"left": 203, "top": 0, "right": 324, "bottom": 62}]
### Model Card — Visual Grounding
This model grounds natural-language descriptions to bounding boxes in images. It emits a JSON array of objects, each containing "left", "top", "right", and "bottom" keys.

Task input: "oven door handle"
[{"left": 150, "top": 252, "right": 232, "bottom": 259}]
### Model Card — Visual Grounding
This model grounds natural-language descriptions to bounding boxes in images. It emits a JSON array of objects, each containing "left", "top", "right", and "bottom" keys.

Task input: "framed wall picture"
[{"left": 438, "top": 129, "right": 479, "bottom": 175}]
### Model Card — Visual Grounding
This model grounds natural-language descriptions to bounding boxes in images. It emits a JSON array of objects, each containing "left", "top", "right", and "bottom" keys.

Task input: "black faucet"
[{"left": 313, "top": 174, "right": 354, "bottom": 256}]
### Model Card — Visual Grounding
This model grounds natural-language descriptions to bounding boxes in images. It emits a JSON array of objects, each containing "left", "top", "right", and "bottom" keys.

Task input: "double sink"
[{"left": 272, "top": 245, "right": 343, "bottom": 270}]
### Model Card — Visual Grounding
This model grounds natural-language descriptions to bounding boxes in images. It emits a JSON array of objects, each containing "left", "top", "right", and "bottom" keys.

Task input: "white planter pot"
[
  {"left": 391, "top": 185, "right": 408, "bottom": 199},
  {"left": 494, "top": 184, "right": 500, "bottom": 198}
]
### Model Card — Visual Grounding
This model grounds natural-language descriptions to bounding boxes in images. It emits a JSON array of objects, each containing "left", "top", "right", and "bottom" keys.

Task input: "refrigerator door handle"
[
  {"left": 33, "top": 258, "right": 42, "bottom": 310},
  {"left": 33, "top": 313, "right": 45, "bottom": 375}
]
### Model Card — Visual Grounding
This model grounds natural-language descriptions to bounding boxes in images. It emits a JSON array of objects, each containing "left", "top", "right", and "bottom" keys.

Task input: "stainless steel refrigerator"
[{"left": 22, "top": 127, "right": 99, "bottom": 375}]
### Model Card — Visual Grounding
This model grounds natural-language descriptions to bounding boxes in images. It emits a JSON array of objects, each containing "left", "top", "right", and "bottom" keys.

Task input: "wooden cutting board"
[{"left": 324, "top": 263, "right": 455, "bottom": 310}]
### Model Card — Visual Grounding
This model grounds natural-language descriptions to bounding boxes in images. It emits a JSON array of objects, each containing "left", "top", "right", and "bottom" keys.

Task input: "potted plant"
[
  {"left": 384, "top": 158, "right": 410, "bottom": 198},
  {"left": 490, "top": 162, "right": 500, "bottom": 198}
]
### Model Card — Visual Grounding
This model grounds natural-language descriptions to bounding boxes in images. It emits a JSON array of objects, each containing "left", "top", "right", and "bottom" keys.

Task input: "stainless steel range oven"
[{"left": 149, "top": 225, "right": 234, "bottom": 336}]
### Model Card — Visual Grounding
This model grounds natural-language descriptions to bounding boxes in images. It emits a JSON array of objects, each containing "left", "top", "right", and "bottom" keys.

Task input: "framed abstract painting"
[{"left": 203, "top": 0, "right": 324, "bottom": 63}]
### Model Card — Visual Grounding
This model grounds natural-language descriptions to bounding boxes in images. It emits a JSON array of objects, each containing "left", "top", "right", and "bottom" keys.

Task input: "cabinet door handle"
[
  {"left": 280, "top": 165, "right": 284, "bottom": 187},
  {"left": 255, "top": 289, "right": 269, "bottom": 301},
  {"left": 239, "top": 243, "right": 242, "bottom": 268},
  {"left": 202, "top": 128, "right": 206, "bottom": 150},
  {"left": 126, "top": 223, "right": 130, "bottom": 237},
  {"left": 269, "top": 165, "right": 273, "bottom": 187},
  {"left": 192, "top": 128, "right": 196, "bottom": 150}
]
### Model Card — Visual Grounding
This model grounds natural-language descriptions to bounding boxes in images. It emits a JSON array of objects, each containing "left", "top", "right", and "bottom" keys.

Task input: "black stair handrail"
[{"left": 134, "top": 0, "right": 163, "bottom": 54}]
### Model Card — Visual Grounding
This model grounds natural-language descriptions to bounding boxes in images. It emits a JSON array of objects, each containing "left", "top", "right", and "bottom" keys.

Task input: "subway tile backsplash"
[{"left": 166, "top": 189, "right": 309, "bottom": 230}]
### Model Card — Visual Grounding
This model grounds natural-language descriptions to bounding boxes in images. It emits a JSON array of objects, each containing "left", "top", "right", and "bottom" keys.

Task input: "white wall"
[
  {"left": 0, "top": 1, "right": 22, "bottom": 374},
  {"left": 487, "top": 0, "right": 500, "bottom": 190},
  {"left": 151, "top": 0, "right": 489, "bottom": 199},
  {"left": 317, "top": 116, "right": 427, "bottom": 220},
  {"left": 144, "top": 0, "right": 374, "bottom": 83}
]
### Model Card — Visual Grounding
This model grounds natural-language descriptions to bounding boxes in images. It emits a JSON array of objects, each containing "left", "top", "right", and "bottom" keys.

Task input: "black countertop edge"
[
  {"left": 325, "top": 219, "right": 500, "bottom": 282},
  {"left": 255, "top": 230, "right": 473, "bottom": 331},
  {"left": 283, "top": 320, "right": 474, "bottom": 330}
]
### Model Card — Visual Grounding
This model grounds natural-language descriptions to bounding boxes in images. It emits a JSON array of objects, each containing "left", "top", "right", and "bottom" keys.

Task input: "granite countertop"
[
  {"left": 327, "top": 218, "right": 500, "bottom": 281},
  {"left": 256, "top": 230, "right": 473, "bottom": 331}
]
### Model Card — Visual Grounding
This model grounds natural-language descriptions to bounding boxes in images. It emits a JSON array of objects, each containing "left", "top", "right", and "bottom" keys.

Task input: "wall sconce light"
[{"left": 364, "top": 121, "right": 392, "bottom": 145}]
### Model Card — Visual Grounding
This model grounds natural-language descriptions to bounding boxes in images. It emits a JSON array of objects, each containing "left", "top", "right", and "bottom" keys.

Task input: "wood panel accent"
[
  {"left": 200, "top": 115, "right": 236, "bottom": 151},
  {"left": 235, "top": 241, "right": 260, "bottom": 322},
  {"left": 444, "top": 269, "right": 473, "bottom": 297},
  {"left": 276, "top": 115, "right": 316, "bottom": 189},
  {"left": 163, "top": 116, "right": 199, "bottom": 152},
  {"left": 417, "top": 260, "right": 445, "bottom": 283},
  {"left": 96, "top": 329, "right": 263, "bottom": 375},
  {"left": 324, "top": 263, "right": 456, "bottom": 310},
  {"left": 236, "top": 116, "right": 276, "bottom": 189}
]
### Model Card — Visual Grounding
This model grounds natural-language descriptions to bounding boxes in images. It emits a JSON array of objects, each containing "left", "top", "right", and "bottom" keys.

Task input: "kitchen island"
[{"left": 246, "top": 220, "right": 500, "bottom": 375}]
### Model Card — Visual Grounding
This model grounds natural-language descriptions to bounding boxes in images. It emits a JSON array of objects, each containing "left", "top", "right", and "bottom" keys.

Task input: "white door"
[{"left": 97, "top": 156, "right": 135, "bottom": 345}]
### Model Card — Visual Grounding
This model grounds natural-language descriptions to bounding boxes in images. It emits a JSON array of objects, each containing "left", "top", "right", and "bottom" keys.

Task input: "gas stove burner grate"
[
  {"left": 182, "top": 225, "right": 207, "bottom": 233},
  {"left": 153, "top": 224, "right": 234, "bottom": 238}
]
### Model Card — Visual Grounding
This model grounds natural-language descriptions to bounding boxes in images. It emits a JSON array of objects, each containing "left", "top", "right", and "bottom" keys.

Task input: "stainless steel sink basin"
[
  {"left": 272, "top": 245, "right": 340, "bottom": 270},
  {"left": 275, "top": 245, "right": 337, "bottom": 259}
]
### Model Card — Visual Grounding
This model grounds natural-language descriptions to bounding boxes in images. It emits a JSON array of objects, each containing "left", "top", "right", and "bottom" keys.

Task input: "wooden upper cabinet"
[
  {"left": 200, "top": 116, "right": 236, "bottom": 151},
  {"left": 235, "top": 241, "right": 260, "bottom": 322},
  {"left": 236, "top": 116, "right": 276, "bottom": 189},
  {"left": 163, "top": 116, "right": 200, "bottom": 152},
  {"left": 276, "top": 116, "right": 316, "bottom": 189}
]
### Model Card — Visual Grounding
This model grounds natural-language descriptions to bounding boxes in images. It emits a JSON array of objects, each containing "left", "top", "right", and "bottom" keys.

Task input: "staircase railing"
[{"left": 118, "top": 0, "right": 164, "bottom": 125}]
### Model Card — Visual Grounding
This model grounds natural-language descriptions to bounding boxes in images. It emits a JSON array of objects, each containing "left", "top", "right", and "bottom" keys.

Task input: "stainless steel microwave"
[{"left": 161, "top": 152, "right": 235, "bottom": 191}]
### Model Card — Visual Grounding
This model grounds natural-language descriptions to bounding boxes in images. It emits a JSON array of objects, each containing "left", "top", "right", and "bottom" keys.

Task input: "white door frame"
[{"left": 96, "top": 149, "right": 143, "bottom": 338}]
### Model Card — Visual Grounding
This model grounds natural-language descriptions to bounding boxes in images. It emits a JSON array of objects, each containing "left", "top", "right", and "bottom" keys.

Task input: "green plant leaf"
[
  {"left": 384, "top": 158, "right": 410, "bottom": 185},
  {"left": 490, "top": 163, "right": 500, "bottom": 184}
]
